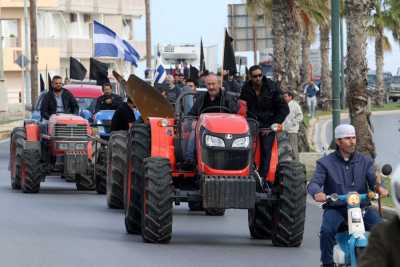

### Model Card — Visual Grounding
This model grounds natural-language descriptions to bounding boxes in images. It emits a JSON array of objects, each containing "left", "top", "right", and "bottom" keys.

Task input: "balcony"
[{"left": 0, "top": 0, "right": 58, "bottom": 8}]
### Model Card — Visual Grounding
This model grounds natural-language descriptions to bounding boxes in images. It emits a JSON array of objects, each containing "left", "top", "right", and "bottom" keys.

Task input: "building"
[{"left": 0, "top": 0, "right": 145, "bottom": 116}]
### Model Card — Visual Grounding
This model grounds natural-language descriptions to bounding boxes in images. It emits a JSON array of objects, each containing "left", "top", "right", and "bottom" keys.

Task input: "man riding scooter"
[{"left": 307, "top": 124, "right": 388, "bottom": 267}]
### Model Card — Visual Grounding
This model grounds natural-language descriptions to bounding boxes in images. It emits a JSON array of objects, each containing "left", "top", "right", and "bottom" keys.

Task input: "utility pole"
[
  {"left": 0, "top": 8, "right": 7, "bottom": 111},
  {"left": 252, "top": 19, "right": 257, "bottom": 65},
  {"left": 331, "top": 0, "right": 341, "bottom": 144},
  {"left": 145, "top": 0, "right": 152, "bottom": 77},
  {"left": 24, "top": 0, "right": 31, "bottom": 107},
  {"left": 340, "top": 16, "right": 346, "bottom": 109},
  {"left": 29, "top": 0, "right": 38, "bottom": 109}
]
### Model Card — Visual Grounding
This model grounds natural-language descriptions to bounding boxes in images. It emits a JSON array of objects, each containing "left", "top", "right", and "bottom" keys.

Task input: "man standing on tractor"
[
  {"left": 307, "top": 124, "right": 389, "bottom": 267},
  {"left": 40, "top": 75, "right": 79, "bottom": 120},
  {"left": 110, "top": 97, "right": 141, "bottom": 131},
  {"left": 94, "top": 83, "right": 123, "bottom": 113},
  {"left": 183, "top": 73, "right": 239, "bottom": 169},
  {"left": 240, "top": 64, "right": 289, "bottom": 180}
]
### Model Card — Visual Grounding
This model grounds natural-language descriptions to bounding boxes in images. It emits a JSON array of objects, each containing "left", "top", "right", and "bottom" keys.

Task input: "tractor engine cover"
[{"left": 201, "top": 175, "right": 255, "bottom": 209}]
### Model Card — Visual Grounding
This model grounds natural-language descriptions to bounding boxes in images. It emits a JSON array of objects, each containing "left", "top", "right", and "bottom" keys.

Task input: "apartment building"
[{"left": 0, "top": 0, "right": 145, "bottom": 115}]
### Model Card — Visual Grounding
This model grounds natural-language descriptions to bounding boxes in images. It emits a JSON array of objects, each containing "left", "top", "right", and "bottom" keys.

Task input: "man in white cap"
[{"left": 307, "top": 123, "right": 388, "bottom": 267}]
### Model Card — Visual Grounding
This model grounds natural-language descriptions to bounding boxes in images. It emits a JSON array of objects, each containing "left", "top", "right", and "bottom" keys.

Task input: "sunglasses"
[{"left": 252, "top": 74, "right": 263, "bottom": 78}]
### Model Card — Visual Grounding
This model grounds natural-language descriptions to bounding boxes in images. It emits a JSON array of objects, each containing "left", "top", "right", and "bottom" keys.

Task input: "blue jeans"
[
  {"left": 185, "top": 129, "right": 195, "bottom": 162},
  {"left": 320, "top": 207, "right": 382, "bottom": 264}
]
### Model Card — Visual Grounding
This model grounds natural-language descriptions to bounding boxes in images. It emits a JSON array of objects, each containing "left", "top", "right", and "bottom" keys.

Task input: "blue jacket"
[{"left": 307, "top": 150, "right": 376, "bottom": 203}]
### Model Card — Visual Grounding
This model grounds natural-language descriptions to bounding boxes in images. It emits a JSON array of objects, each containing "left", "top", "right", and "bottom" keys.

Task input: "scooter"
[{"left": 326, "top": 191, "right": 375, "bottom": 267}]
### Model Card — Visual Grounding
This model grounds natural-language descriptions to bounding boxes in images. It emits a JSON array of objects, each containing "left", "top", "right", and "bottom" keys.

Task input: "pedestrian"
[
  {"left": 307, "top": 124, "right": 389, "bottom": 267},
  {"left": 181, "top": 78, "right": 198, "bottom": 114},
  {"left": 110, "top": 97, "right": 138, "bottom": 132},
  {"left": 282, "top": 91, "right": 303, "bottom": 161},
  {"left": 303, "top": 80, "right": 319, "bottom": 118},
  {"left": 240, "top": 64, "right": 289, "bottom": 180},
  {"left": 94, "top": 83, "right": 123, "bottom": 113},
  {"left": 164, "top": 74, "right": 182, "bottom": 105},
  {"left": 40, "top": 75, "right": 79, "bottom": 121},
  {"left": 223, "top": 70, "right": 241, "bottom": 97}
]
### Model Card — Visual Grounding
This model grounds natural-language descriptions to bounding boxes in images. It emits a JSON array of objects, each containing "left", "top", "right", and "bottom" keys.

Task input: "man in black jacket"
[
  {"left": 40, "top": 75, "right": 79, "bottom": 120},
  {"left": 94, "top": 83, "right": 123, "bottom": 113},
  {"left": 110, "top": 97, "right": 139, "bottom": 131},
  {"left": 240, "top": 65, "right": 289, "bottom": 179},
  {"left": 183, "top": 73, "right": 239, "bottom": 169}
]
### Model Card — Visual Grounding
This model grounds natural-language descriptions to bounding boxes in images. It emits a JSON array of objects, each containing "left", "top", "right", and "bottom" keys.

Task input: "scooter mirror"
[{"left": 382, "top": 164, "right": 392, "bottom": 176}]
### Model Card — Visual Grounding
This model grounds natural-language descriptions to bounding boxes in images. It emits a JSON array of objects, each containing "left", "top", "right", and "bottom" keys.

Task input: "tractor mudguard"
[
  {"left": 148, "top": 118, "right": 176, "bottom": 169},
  {"left": 24, "top": 122, "right": 40, "bottom": 141}
]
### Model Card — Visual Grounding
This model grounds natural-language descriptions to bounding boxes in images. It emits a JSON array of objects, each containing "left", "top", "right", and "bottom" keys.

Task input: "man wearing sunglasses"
[{"left": 239, "top": 64, "right": 289, "bottom": 180}]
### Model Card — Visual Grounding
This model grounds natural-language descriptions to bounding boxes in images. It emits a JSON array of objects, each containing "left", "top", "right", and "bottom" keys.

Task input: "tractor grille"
[
  {"left": 202, "top": 148, "right": 250, "bottom": 171},
  {"left": 54, "top": 124, "right": 87, "bottom": 137}
]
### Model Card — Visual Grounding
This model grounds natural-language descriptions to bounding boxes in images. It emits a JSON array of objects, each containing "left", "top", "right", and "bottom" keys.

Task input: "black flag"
[
  {"left": 223, "top": 29, "right": 237, "bottom": 75},
  {"left": 90, "top": 58, "right": 110, "bottom": 85},
  {"left": 70, "top": 57, "right": 87, "bottom": 80},
  {"left": 48, "top": 73, "right": 52, "bottom": 91},
  {"left": 40, "top": 74, "right": 45, "bottom": 92},
  {"left": 200, "top": 38, "right": 206, "bottom": 73}
]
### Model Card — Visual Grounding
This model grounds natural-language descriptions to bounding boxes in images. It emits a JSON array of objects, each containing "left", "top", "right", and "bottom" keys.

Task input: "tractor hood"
[
  {"left": 198, "top": 113, "right": 249, "bottom": 135},
  {"left": 48, "top": 114, "right": 90, "bottom": 126}
]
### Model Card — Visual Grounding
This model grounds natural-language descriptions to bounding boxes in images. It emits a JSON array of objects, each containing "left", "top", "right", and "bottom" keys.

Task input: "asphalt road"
[
  {"left": 0, "top": 140, "right": 324, "bottom": 267},
  {"left": 325, "top": 111, "right": 400, "bottom": 167}
]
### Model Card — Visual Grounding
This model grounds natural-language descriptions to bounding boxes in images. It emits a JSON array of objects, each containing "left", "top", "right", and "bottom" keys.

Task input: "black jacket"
[
  {"left": 188, "top": 89, "right": 239, "bottom": 117},
  {"left": 40, "top": 89, "right": 79, "bottom": 120},
  {"left": 240, "top": 77, "right": 289, "bottom": 128},
  {"left": 94, "top": 94, "right": 123, "bottom": 113},
  {"left": 110, "top": 102, "right": 136, "bottom": 131}
]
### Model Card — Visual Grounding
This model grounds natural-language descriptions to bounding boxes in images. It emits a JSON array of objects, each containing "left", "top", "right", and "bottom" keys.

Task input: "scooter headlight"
[
  {"left": 347, "top": 192, "right": 360, "bottom": 206},
  {"left": 232, "top": 136, "right": 250, "bottom": 148},
  {"left": 205, "top": 135, "right": 225, "bottom": 148}
]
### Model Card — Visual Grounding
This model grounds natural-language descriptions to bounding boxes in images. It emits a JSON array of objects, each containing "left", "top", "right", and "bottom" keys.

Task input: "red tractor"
[
  {"left": 9, "top": 114, "right": 95, "bottom": 193},
  {"left": 122, "top": 75, "right": 307, "bottom": 246}
]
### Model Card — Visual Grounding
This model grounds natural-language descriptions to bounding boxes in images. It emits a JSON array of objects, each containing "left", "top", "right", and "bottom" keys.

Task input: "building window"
[{"left": 1, "top": 19, "right": 19, "bottom": 47}]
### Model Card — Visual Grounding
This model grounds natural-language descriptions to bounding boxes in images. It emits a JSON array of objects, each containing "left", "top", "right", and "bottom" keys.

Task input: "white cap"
[{"left": 334, "top": 124, "right": 356, "bottom": 139}]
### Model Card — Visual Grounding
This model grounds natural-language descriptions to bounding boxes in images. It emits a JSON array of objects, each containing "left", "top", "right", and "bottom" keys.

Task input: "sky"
[{"left": 134, "top": 0, "right": 400, "bottom": 77}]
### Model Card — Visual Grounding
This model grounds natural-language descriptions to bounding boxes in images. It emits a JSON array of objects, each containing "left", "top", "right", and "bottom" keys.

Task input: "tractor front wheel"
[
  {"left": 10, "top": 127, "right": 25, "bottom": 190},
  {"left": 95, "top": 145, "right": 107, "bottom": 194},
  {"left": 20, "top": 150, "right": 42, "bottom": 193}
]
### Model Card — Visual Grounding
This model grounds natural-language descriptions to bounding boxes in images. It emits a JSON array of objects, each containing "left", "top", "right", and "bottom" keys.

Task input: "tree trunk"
[
  {"left": 301, "top": 29, "right": 310, "bottom": 85},
  {"left": 272, "top": 0, "right": 286, "bottom": 87},
  {"left": 375, "top": 27, "right": 385, "bottom": 106},
  {"left": 145, "top": 0, "right": 152, "bottom": 71},
  {"left": 320, "top": 24, "right": 331, "bottom": 110},
  {"left": 284, "top": 0, "right": 302, "bottom": 94},
  {"left": 345, "top": 0, "right": 375, "bottom": 158}
]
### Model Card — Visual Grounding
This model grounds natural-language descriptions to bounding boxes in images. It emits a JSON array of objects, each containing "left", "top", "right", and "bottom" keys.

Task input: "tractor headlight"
[
  {"left": 75, "top": 143, "right": 86, "bottom": 150},
  {"left": 347, "top": 192, "right": 360, "bottom": 206},
  {"left": 205, "top": 135, "right": 225, "bottom": 148},
  {"left": 232, "top": 136, "right": 250, "bottom": 148},
  {"left": 98, "top": 126, "right": 105, "bottom": 134},
  {"left": 57, "top": 143, "right": 69, "bottom": 150},
  {"left": 96, "top": 120, "right": 103, "bottom": 125}
]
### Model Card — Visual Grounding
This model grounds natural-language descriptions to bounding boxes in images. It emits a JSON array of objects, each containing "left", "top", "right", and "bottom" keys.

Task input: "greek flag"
[
  {"left": 154, "top": 58, "right": 166, "bottom": 84},
  {"left": 93, "top": 20, "right": 140, "bottom": 67}
]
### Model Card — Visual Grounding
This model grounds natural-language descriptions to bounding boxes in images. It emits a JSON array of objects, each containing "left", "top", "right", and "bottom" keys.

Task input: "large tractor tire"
[
  {"left": 20, "top": 150, "right": 42, "bottom": 193},
  {"left": 188, "top": 201, "right": 203, "bottom": 211},
  {"left": 271, "top": 161, "right": 306, "bottom": 247},
  {"left": 248, "top": 174, "right": 273, "bottom": 239},
  {"left": 95, "top": 145, "right": 107, "bottom": 194},
  {"left": 205, "top": 208, "right": 226, "bottom": 216},
  {"left": 141, "top": 157, "right": 173, "bottom": 243},
  {"left": 10, "top": 127, "right": 25, "bottom": 190},
  {"left": 277, "top": 132, "right": 295, "bottom": 162},
  {"left": 76, "top": 173, "right": 95, "bottom": 191},
  {"left": 106, "top": 131, "right": 128, "bottom": 209},
  {"left": 125, "top": 124, "right": 150, "bottom": 235}
]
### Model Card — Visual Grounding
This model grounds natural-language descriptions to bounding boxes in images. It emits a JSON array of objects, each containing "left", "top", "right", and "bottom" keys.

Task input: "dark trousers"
[
  {"left": 258, "top": 131, "right": 275, "bottom": 179},
  {"left": 320, "top": 207, "right": 382, "bottom": 264}
]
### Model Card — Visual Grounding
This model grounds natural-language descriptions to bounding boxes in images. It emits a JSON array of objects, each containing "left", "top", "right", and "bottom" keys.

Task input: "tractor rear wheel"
[
  {"left": 205, "top": 208, "right": 225, "bottom": 216},
  {"left": 95, "top": 145, "right": 107, "bottom": 194},
  {"left": 106, "top": 131, "right": 128, "bottom": 209},
  {"left": 188, "top": 201, "right": 203, "bottom": 211},
  {"left": 271, "top": 161, "right": 306, "bottom": 247},
  {"left": 10, "top": 127, "right": 25, "bottom": 190},
  {"left": 141, "top": 157, "right": 173, "bottom": 243},
  {"left": 21, "top": 150, "right": 42, "bottom": 193},
  {"left": 125, "top": 124, "right": 150, "bottom": 235}
]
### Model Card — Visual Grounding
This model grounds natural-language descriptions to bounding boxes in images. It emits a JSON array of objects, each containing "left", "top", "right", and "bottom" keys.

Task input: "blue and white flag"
[
  {"left": 153, "top": 58, "right": 166, "bottom": 84},
  {"left": 93, "top": 20, "right": 140, "bottom": 67}
]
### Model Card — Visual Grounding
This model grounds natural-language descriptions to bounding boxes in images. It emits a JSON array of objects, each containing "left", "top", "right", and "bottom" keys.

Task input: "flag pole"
[
  {"left": 221, "top": 28, "right": 226, "bottom": 89},
  {"left": 45, "top": 64, "right": 48, "bottom": 91}
]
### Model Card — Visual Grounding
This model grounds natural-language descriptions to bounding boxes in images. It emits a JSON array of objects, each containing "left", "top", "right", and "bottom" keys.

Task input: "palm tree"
[
  {"left": 346, "top": 0, "right": 376, "bottom": 158},
  {"left": 368, "top": 0, "right": 400, "bottom": 106},
  {"left": 271, "top": 0, "right": 286, "bottom": 85}
]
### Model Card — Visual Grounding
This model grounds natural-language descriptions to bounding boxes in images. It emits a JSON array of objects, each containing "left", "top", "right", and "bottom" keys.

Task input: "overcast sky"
[{"left": 134, "top": 0, "right": 400, "bottom": 76}]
